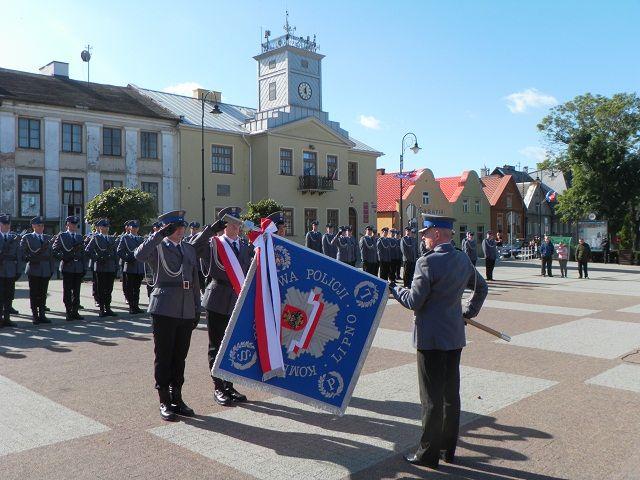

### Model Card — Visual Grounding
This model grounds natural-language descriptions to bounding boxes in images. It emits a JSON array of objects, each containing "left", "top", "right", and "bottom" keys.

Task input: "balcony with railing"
[{"left": 298, "top": 175, "right": 334, "bottom": 194}]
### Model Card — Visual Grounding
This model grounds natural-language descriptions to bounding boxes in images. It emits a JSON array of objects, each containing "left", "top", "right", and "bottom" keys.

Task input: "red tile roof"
[
  {"left": 376, "top": 170, "right": 424, "bottom": 212},
  {"left": 481, "top": 174, "right": 512, "bottom": 206},
  {"left": 436, "top": 171, "right": 471, "bottom": 203}
]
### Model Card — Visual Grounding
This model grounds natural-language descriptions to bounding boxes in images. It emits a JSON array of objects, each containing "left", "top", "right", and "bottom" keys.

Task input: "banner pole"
[{"left": 466, "top": 318, "right": 511, "bottom": 342}]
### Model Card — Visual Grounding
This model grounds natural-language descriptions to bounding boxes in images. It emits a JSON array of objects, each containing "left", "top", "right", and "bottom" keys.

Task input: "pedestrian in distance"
[
  {"left": 461, "top": 231, "right": 478, "bottom": 266},
  {"left": 600, "top": 237, "right": 610, "bottom": 264},
  {"left": 390, "top": 214, "right": 488, "bottom": 470},
  {"left": 540, "top": 235, "right": 555, "bottom": 277},
  {"left": 556, "top": 241, "right": 569, "bottom": 278},
  {"left": 576, "top": 238, "right": 591, "bottom": 279},
  {"left": 481, "top": 231, "right": 497, "bottom": 281}
]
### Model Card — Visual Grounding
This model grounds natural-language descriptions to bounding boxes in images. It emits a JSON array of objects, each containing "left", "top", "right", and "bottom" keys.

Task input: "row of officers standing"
[{"left": 305, "top": 222, "right": 421, "bottom": 288}]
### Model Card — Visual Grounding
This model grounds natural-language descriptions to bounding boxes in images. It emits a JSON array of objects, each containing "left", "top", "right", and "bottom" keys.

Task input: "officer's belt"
[{"left": 155, "top": 281, "right": 190, "bottom": 289}]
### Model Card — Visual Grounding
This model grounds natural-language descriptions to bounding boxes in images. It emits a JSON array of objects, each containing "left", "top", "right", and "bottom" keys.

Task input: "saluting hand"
[
  {"left": 211, "top": 219, "right": 227, "bottom": 234},
  {"left": 158, "top": 223, "right": 177, "bottom": 238}
]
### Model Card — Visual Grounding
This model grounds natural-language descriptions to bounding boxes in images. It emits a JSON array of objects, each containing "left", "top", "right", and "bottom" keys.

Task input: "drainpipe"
[{"left": 241, "top": 134, "right": 253, "bottom": 203}]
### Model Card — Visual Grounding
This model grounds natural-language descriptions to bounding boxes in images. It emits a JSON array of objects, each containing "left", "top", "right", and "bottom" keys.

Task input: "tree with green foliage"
[
  {"left": 86, "top": 187, "right": 157, "bottom": 234},
  {"left": 538, "top": 93, "right": 640, "bottom": 247},
  {"left": 242, "top": 198, "right": 284, "bottom": 225}
]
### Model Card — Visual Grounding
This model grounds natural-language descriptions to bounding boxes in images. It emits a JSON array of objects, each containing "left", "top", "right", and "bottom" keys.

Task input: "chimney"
[
  {"left": 376, "top": 168, "right": 386, "bottom": 175},
  {"left": 193, "top": 88, "right": 221, "bottom": 103},
  {"left": 480, "top": 167, "right": 489, "bottom": 177},
  {"left": 39, "top": 61, "right": 69, "bottom": 78}
]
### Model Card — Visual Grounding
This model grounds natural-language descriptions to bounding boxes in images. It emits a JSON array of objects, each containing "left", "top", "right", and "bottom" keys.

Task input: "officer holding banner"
[
  {"left": 188, "top": 207, "right": 249, "bottom": 406},
  {"left": 390, "top": 214, "right": 488, "bottom": 469},
  {"left": 134, "top": 210, "right": 201, "bottom": 422}
]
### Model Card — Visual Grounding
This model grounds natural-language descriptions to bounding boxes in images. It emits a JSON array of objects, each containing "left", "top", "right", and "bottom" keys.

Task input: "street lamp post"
[
  {"left": 201, "top": 91, "right": 223, "bottom": 225},
  {"left": 399, "top": 133, "right": 421, "bottom": 230}
]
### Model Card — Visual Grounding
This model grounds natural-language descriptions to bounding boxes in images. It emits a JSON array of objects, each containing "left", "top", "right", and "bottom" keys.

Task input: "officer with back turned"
[
  {"left": 134, "top": 210, "right": 201, "bottom": 421},
  {"left": 52, "top": 215, "right": 86, "bottom": 321},
  {"left": 0, "top": 214, "right": 21, "bottom": 327},
  {"left": 305, "top": 220, "right": 323, "bottom": 253},
  {"left": 117, "top": 220, "right": 145, "bottom": 314},
  {"left": 390, "top": 215, "right": 488, "bottom": 469}
]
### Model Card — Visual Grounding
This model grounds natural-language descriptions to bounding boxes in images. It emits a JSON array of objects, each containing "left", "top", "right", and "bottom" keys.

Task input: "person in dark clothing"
[
  {"left": 481, "top": 231, "right": 497, "bottom": 281},
  {"left": 539, "top": 235, "right": 555, "bottom": 277},
  {"left": 576, "top": 238, "right": 591, "bottom": 279}
]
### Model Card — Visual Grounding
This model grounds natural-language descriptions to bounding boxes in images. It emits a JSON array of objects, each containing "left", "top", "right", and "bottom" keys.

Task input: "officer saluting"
[
  {"left": 331, "top": 226, "right": 356, "bottom": 266},
  {"left": 134, "top": 210, "right": 201, "bottom": 421},
  {"left": 188, "top": 207, "right": 250, "bottom": 406},
  {"left": 305, "top": 220, "right": 323, "bottom": 253},
  {"left": 401, "top": 226, "right": 417, "bottom": 288},
  {"left": 21, "top": 216, "right": 55, "bottom": 324},
  {"left": 52, "top": 215, "right": 86, "bottom": 321},
  {"left": 391, "top": 215, "right": 488, "bottom": 469},
  {"left": 322, "top": 223, "right": 337, "bottom": 258},
  {"left": 86, "top": 219, "right": 118, "bottom": 317},
  {"left": 117, "top": 220, "right": 145, "bottom": 314},
  {"left": 360, "top": 225, "right": 378, "bottom": 275},
  {"left": 0, "top": 214, "right": 21, "bottom": 327}
]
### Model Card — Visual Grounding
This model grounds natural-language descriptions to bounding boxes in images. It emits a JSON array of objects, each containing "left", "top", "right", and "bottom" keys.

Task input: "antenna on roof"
[{"left": 81, "top": 44, "right": 92, "bottom": 85}]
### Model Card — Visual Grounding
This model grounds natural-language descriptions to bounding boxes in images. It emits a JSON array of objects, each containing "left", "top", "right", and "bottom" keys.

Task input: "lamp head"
[
  {"left": 210, "top": 104, "right": 222, "bottom": 115},
  {"left": 410, "top": 142, "right": 421, "bottom": 155}
]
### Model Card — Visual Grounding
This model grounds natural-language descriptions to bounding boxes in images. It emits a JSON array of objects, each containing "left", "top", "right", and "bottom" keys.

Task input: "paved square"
[
  {"left": 0, "top": 375, "right": 109, "bottom": 457},
  {"left": 371, "top": 327, "right": 415, "bottom": 353},
  {"left": 504, "top": 318, "right": 640, "bottom": 359},
  {"left": 150, "top": 363, "right": 556, "bottom": 479},
  {"left": 585, "top": 364, "right": 640, "bottom": 393}
]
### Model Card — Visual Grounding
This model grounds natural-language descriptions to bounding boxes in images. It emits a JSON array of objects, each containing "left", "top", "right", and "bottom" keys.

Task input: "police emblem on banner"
[{"left": 213, "top": 235, "right": 388, "bottom": 415}]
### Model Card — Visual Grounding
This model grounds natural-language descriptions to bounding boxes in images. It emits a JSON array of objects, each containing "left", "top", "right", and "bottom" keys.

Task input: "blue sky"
[{"left": 2, "top": 0, "right": 638, "bottom": 176}]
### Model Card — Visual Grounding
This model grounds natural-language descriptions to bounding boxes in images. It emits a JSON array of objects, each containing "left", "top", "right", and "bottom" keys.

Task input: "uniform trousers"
[
  {"left": 28, "top": 276, "right": 49, "bottom": 312},
  {"left": 379, "top": 261, "right": 394, "bottom": 281},
  {"left": 393, "top": 259, "right": 402, "bottom": 279},
  {"left": 151, "top": 314, "right": 194, "bottom": 390},
  {"left": 206, "top": 310, "right": 229, "bottom": 373},
  {"left": 0, "top": 276, "right": 16, "bottom": 316},
  {"left": 122, "top": 273, "right": 143, "bottom": 307},
  {"left": 541, "top": 257, "right": 553, "bottom": 276},
  {"left": 578, "top": 261, "right": 589, "bottom": 278},
  {"left": 95, "top": 271, "right": 116, "bottom": 307},
  {"left": 363, "top": 261, "right": 379, "bottom": 276},
  {"left": 62, "top": 271, "right": 84, "bottom": 312},
  {"left": 485, "top": 258, "right": 495, "bottom": 280},
  {"left": 402, "top": 261, "right": 416, "bottom": 288},
  {"left": 92, "top": 270, "right": 98, "bottom": 301},
  {"left": 416, "top": 348, "right": 462, "bottom": 464}
]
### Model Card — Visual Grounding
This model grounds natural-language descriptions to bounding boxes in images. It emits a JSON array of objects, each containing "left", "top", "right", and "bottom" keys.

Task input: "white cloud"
[
  {"left": 359, "top": 114, "right": 381, "bottom": 130},
  {"left": 163, "top": 82, "right": 204, "bottom": 97},
  {"left": 504, "top": 88, "right": 558, "bottom": 113},
  {"left": 519, "top": 146, "right": 547, "bottom": 163}
]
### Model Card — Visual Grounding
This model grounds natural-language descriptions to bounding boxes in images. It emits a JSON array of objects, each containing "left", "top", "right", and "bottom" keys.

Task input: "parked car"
[{"left": 499, "top": 241, "right": 523, "bottom": 259}]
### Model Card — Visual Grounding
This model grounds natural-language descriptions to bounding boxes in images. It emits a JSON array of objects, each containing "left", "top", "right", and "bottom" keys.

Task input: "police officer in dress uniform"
[
  {"left": 0, "top": 214, "right": 21, "bottom": 327},
  {"left": 322, "top": 223, "right": 337, "bottom": 259},
  {"left": 85, "top": 219, "right": 118, "bottom": 317},
  {"left": 348, "top": 227, "right": 360, "bottom": 267},
  {"left": 268, "top": 211, "right": 286, "bottom": 236},
  {"left": 188, "top": 207, "right": 249, "bottom": 406},
  {"left": 391, "top": 215, "right": 488, "bottom": 469},
  {"left": 360, "top": 225, "right": 379, "bottom": 276},
  {"left": 305, "top": 220, "right": 323, "bottom": 253},
  {"left": 52, "top": 215, "right": 86, "bottom": 321},
  {"left": 391, "top": 229, "right": 403, "bottom": 280},
  {"left": 377, "top": 227, "right": 394, "bottom": 281},
  {"left": 331, "top": 226, "right": 354, "bottom": 266},
  {"left": 117, "top": 220, "right": 145, "bottom": 314},
  {"left": 401, "top": 226, "right": 417, "bottom": 288},
  {"left": 21, "top": 216, "right": 55, "bottom": 324},
  {"left": 134, "top": 210, "right": 201, "bottom": 421},
  {"left": 144, "top": 222, "right": 161, "bottom": 299}
]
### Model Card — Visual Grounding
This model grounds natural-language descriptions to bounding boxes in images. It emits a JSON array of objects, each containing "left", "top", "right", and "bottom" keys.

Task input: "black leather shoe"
[
  {"left": 2, "top": 318, "right": 17, "bottom": 327},
  {"left": 78, "top": 305, "right": 85, "bottom": 310},
  {"left": 440, "top": 450, "right": 455, "bottom": 463},
  {"left": 9, "top": 307, "right": 19, "bottom": 314},
  {"left": 159, "top": 402, "right": 177, "bottom": 421},
  {"left": 66, "top": 314, "right": 76, "bottom": 322},
  {"left": 39, "top": 316, "right": 52, "bottom": 324},
  {"left": 172, "top": 399, "right": 195, "bottom": 417},
  {"left": 99, "top": 308, "right": 108, "bottom": 318},
  {"left": 74, "top": 312, "right": 85, "bottom": 320},
  {"left": 214, "top": 388, "right": 233, "bottom": 406},
  {"left": 105, "top": 308, "right": 117, "bottom": 317},
  {"left": 131, "top": 306, "right": 145, "bottom": 314},
  {"left": 403, "top": 454, "right": 438, "bottom": 469},
  {"left": 226, "top": 385, "right": 247, "bottom": 403},
  {"left": 44, "top": 306, "right": 51, "bottom": 312}
]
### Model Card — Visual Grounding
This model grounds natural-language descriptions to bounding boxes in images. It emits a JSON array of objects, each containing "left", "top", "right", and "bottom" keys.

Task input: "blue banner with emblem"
[{"left": 213, "top": 235, "right": 388, "bottom": 416}]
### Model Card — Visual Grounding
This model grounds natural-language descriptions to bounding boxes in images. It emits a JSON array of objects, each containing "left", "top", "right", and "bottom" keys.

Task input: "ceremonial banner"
[{"left": 213, "top": 234, "right": 388, "bottom": 416}]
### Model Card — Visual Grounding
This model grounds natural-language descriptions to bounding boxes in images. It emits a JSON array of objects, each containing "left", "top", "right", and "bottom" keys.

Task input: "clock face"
[{"left": 298, "top": 82, "right": 312, "bottom": 100}]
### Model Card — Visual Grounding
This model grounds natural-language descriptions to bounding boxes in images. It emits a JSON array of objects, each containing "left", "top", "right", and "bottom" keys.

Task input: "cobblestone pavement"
[{"left": 1, "top": 260, "right": 640, "bottom": 479}]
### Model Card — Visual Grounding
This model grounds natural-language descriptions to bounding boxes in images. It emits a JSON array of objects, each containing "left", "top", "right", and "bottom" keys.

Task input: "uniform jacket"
[
  {"left": 305, "top": 230, "right": 323, "bottom": 253},
  {"left": 359, "top": 235, "right": 378, "bottom": 263},
  {"left": 85, "top": 234, "right": 118, "bottom": 272},
  {"left": 52, "top": 231, "right": 86, "bottom": 273},
  {"left": 540, "top": 241, "right": 555, "bottom": 258},
  {"left": 376, "top": 237, "right": 393, "bottom": 263},
  {"left": 401, "top": 236, "right": 417, "bottom": 263},
  {"left": 117, "top": 234, "right": 145, "bottom": 275},
  {"left": 21, "top": 232, "right": 55, "bottom": 278},
  {"left": 331, "top": 234, "right": 357, "bottom": 263},
  {"left": 482, "top": 238, "right": 497, "bottom": 260},
  {"left": 322, "top": 233, "right": 337, "bottom": 258},
  {"left": 575, "top": 243, "right": 591, "bottom": 262},
  {"left": 134, "top": 232, "right": 200, "bottom": 319},
  {"left": 392, "top": 243, "right": 488, "bottom": 350},
  {"left": 461, "top": 238, "right": 478, "bottom": 262},
  {"left": 188, "top": 226, "right": 252, "bottom": 316},
  {"left": 0, "top": 232, "right": 22, "bottom": 278}
]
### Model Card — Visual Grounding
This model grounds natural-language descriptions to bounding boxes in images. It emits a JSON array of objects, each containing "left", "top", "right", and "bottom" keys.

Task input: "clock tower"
[{"left": 254, "top": 13, "right": 324, "bottom": 113}]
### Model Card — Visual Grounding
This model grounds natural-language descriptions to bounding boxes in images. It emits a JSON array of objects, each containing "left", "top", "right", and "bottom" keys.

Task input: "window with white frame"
[
  {"left": 211, "top": 145, "right": 233, "bottom": 173},
  {"left": 62, "top": 123, "right": 82, "bottom": 152},
  {"left": 141, "top": 131, "right": 158, "bottom": 159},
  {"left": 422, "top": 191, "right": 430, "bottom": 205},
  {"left": 463, "top": 199, "right": 469, "bottom": 213},
  {"left": 18, "top": 118, "right": 40, "bottom": 149},
  {"left": 19, "top": 176, "right": 42, "bottom": 217},
  {"left": 280, "top": 149, "right": 293, "bottom": 175},
  {"left": 103, "top": 127, "right": 122, "bottom": 156}
]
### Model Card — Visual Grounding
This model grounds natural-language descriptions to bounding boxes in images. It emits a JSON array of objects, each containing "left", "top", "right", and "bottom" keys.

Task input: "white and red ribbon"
[
  {"left": 248, "top": 219, "right": 285, "bottom": 380},
  {"left": 214, "top": 236, "right": 245, "bottom": 294}
]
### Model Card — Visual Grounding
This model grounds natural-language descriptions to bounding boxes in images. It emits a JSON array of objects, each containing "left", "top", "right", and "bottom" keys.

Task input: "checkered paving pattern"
[{"left": 1, "top": 261, "right": 639, "bottom": 479}]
